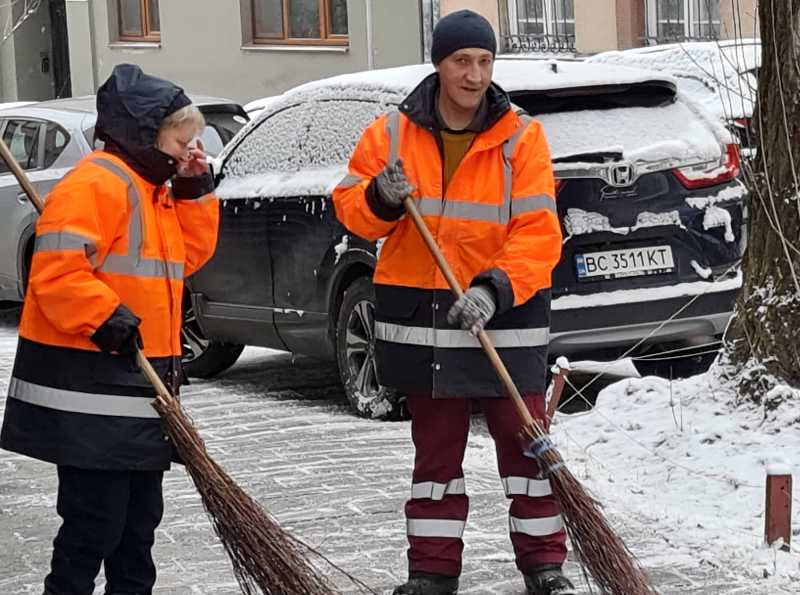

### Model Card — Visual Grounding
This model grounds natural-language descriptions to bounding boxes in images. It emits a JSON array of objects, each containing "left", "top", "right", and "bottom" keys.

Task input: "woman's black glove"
[{"left": 91, "top": 304, "right": 143, "bottom": 354}]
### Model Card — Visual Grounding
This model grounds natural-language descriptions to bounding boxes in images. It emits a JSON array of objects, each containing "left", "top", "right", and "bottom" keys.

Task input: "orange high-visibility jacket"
[
  {"left": 20, "top": 152, "right": 218, "bottom": 357},
  {"left": 1, "top": 150, "right": 219, "bottom": 470},
  {"left": 333, "top": 75, "right": 562, "bottom": 397}
]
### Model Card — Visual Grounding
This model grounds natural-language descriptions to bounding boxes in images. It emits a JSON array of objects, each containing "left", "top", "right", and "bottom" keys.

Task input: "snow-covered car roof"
[
  {"left": 223, "top": 58, "right": 682, "bottom": 162},
  {"left": 622, "top": 39, "right": 760, "bottom": 74},
  {"left": 287, "top": 59, "right": 677, "bottom": 99},
  {"left": 588, "top": 41, "right": 760, "bottom": 121},
  {"left": 244, "top": 95, "right": 282, "bottom": 120},
  {"left": 0, "top": 101, "right": 35, "bottom": 112},
  {"left": 217, "top": 58, "right": 730, "bottom": 202}
]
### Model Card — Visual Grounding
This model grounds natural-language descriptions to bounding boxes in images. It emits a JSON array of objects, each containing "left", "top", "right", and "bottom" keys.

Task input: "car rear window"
[
  {"left": 536, "top": 100, "right": 721, "bottom": 165},
  {"left": 510, "top": 81, "right": 675, "bottom": 116}
]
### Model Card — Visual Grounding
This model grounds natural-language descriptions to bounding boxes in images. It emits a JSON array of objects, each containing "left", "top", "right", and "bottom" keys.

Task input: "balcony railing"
[{"left": 502, "top": 33, "right": 576, "bottom": 54}]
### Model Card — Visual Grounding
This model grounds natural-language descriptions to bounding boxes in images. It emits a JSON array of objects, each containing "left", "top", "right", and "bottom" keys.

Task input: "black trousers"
[{"left": 44, "top": 466, "right": 164, "bottom": 595}]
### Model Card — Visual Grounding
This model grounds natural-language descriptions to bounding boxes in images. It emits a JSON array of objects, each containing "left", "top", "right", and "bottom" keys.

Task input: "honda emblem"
[{"left": 609, "top": 164, "right": 634, "bottom": 187}]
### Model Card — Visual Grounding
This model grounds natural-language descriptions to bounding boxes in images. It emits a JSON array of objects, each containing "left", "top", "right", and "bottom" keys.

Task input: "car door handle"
[{"left": 17, "top": 192, "right": 29, "bottom": 205}]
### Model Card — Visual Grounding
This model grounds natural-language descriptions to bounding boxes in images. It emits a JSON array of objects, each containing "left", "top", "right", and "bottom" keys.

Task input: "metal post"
[{"left": 765, "top": 470, "right": 792, "bottom": 552}]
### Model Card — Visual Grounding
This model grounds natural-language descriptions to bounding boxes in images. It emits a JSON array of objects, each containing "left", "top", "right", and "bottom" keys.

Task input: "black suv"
[{"left": 183, "top": 60, "right": 747, "bottom": 418}]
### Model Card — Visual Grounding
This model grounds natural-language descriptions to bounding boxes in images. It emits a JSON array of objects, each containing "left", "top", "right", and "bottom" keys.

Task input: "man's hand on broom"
[{"left": 447, "top": 285, "right": 497, "bottom": 336}]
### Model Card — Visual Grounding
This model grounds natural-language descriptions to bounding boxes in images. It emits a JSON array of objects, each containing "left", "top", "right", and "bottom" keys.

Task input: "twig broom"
[
  {"left": 0, "top": 139, "right": 340, "bottom": 595},
  {"left": 403, "top": 196, "right": 659, "bottom": 595}
]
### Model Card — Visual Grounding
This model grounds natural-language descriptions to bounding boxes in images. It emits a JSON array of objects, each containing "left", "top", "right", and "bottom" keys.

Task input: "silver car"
[{"left": 0, "top": 95, "right": 248, "bottom": 303}]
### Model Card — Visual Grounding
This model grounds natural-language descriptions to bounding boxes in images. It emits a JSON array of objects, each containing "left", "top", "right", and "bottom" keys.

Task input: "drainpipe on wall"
[{"left": 365, "top": 0, "right": 374, "bottom": 69}]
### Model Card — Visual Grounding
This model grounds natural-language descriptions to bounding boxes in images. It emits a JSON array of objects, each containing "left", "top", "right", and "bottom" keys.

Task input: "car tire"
[
  {"left": 335, "top": 277, "right": 406, "bottom": 420},
  {"left": 181, "top": 292, "right": 244, "bottom": 379}
]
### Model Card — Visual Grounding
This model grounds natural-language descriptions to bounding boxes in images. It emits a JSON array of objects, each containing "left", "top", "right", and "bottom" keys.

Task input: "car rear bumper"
[{"left": 550, "top": 288, "right": 738, "bottom": 354}]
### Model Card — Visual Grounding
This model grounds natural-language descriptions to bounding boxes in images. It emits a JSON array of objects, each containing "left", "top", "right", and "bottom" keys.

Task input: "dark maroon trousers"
[{"left": 404, "top": 393, "right": 567, "bottom": 577}]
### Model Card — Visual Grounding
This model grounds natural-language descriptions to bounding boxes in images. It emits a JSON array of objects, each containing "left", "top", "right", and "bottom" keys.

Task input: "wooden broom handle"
[
  {"left": 0, "top": 137, "right": 173, "bottom": 403},
  {"left": 136, "top": 350, "right": 175, "bottom": 402},
  {"left": 403, "top": 197, "right": 538, "bottom": 431},
  {"left": 0, "top": 137, "right": 46, "bottom": 214}
]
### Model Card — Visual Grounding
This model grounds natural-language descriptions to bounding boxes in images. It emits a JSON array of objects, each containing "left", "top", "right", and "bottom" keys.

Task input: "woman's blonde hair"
[{"left": 160, "top": 104, "right": 205, "bottom": 135}]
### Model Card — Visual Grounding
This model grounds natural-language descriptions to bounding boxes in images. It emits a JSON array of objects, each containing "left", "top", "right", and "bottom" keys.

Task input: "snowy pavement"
[{"left": 0, "top": 306, "right": 796, "bottom": 594}]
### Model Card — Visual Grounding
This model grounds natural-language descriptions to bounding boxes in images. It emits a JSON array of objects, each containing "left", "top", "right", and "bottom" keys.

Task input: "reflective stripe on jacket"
[{"left": 333, "top": 75, "right": 562, "bottom": 397}]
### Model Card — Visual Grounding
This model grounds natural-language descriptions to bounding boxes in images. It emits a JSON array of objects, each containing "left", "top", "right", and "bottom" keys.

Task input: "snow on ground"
[
  {"left": 550, "top": 362, "right": 800, "bottom": 589},
  {"left": 0, "top": 307, "right": 797, "bottom": 593}
]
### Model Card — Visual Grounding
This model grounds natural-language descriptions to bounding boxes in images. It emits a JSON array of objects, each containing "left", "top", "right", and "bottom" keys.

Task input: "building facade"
[
  {"left": 446, "top": 0, "right": 759, "bottom": 55},
  {"left": 63, "top": 0, "right": 422, "bottom": 104},
  {"left": 0, "top": 0, "right": 71, "bottom": 103},
  {"left": 0, "top": 1, "right": 760, "bottom": 104}
]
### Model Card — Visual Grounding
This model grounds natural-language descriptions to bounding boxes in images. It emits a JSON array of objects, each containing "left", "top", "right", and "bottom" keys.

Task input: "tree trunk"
[{"left": 730, "top": 0, "right": 800, "bottom": 397}]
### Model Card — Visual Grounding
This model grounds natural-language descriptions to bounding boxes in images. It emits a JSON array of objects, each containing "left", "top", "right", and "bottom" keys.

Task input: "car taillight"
[
  {"left": 674, "top": 144, "right": 741, "bottom": 189},
  {"left": 733, "top": 118, "right": 752, "bottom": 130}
]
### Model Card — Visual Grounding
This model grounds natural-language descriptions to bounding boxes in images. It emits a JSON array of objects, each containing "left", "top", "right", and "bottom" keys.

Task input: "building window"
[
  {"left": 252, "top": 0, "right": 348, "bottom": 45},
  {"left": 645, "top": 0, "right": 720, "bottom": 42},
  {"left": 117, "top": 0, "right": 160, "bottom": 42},
  {"left": 505, "top": 0, "right": 575, "bottom": 53}
]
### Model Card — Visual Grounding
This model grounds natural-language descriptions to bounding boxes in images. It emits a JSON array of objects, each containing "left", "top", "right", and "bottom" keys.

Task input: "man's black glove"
[
  {"left": 91, "top": 304, "right": 143, "bottom": 355},
  {"left": 447, "top": 285, "right": 497, "bottom": 336},
  {"left": 375, "top": 159, "right": 415, "bottom": 209}
]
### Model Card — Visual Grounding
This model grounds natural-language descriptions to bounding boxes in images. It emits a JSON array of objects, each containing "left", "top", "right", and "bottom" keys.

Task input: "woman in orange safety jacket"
[{"left": 0, "top": 64, "right": 219, "bottom": 595}]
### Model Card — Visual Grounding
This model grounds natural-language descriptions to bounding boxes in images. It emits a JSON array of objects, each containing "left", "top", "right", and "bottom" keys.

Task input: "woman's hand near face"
[{"left": 177, "top": 138, "right": 209, "bottom": 177}]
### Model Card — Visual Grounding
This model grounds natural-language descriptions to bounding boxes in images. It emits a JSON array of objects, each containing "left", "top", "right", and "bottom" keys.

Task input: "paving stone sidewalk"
[{"left": 0, "top": 310, "right": 787, "bottom": 594}]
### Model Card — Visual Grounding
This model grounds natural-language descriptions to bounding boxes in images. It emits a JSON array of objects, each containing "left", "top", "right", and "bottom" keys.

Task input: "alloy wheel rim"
[{"left": 345, "top": 299, "right": 382, "bottom": 399}]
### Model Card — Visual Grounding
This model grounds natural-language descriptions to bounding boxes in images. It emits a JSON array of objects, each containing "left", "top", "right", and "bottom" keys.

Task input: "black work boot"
[
  {"left": 523, "top": 564, "right": 577, "bottom": 595},
  {"left": 392, "top": 571, "right": 459, "bottom": 595}
]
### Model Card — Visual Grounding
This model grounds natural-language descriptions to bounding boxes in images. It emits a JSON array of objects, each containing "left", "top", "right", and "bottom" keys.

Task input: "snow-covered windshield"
[{"left": 219, "top": 95, "right": 400, "bottom": 199}]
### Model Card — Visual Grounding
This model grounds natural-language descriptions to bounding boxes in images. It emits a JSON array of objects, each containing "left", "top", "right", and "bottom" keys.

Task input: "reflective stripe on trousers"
[
  {"left": 509, "top": 514, "right": 564, "bottom": 537},
  {"left": 411, "top": 477, "right": 466, "bottom": 501},
  {"left": 502, "top": 476, "right": 553, "bottom": 498},
  {"left": 407, "top": 518, "right": 466, "bottom": 539},
  {"left": 8, "top": 377, "right": 159, "bottom": 419}
]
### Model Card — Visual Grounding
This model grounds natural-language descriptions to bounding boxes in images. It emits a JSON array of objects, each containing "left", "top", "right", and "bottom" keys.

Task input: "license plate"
[{"left": 575, "top": 245, "right": 674, "bottom": 280}]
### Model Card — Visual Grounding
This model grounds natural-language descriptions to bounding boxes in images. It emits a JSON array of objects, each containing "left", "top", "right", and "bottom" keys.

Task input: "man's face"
[{"left": 436, "top": 48, "right": 494, "bottom": 112}]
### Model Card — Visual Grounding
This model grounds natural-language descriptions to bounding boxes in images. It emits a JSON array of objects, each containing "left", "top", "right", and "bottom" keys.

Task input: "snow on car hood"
[
  {"left": 217, "top": 165, "right": 347, "bottom": 200},
  {"left": 588, "top": 41, "right": 760, "bottom": 120}
]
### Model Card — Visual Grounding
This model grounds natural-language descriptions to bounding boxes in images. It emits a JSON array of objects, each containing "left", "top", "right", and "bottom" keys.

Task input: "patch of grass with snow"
[{"left": 551, "top": 364, "right": 799, "bottom": 588}]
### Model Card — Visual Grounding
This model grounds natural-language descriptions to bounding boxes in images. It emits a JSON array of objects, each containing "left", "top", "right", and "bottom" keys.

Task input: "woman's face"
[{"left": 155, "top": 121, "right": 198, "bottom": 164}]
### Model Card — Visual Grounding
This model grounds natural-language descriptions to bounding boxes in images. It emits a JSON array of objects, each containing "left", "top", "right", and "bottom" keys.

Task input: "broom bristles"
[
  {"left": 527, "top": 430, "right": 658, "bottom": 595},
  {"left": 153, "top": 394, "right": 338, "bottom": 595}
]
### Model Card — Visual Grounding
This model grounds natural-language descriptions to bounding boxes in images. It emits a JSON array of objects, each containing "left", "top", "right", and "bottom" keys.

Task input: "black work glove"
[
  {"left": 447, "top": 285, "right": 498, "bottom": 336},
  {"left": 91, "top": 304, "right": 143, "bottom": 355},
  {"left": 375, "top": 159, "right": 415, "bottom": 209}
]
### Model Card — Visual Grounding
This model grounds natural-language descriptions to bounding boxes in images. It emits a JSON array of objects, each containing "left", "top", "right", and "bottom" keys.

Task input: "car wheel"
[
  {"left": 335, "top": 277, "right": 406, "bottom": 420},
  {"left": 181, "top": 292, "right": 244, "bottom": 379}
]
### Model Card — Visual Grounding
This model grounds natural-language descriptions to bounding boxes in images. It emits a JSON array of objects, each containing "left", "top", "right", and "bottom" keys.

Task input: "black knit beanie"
[{"left": 431, "top": 9, "right": 497, "bottom": 65}]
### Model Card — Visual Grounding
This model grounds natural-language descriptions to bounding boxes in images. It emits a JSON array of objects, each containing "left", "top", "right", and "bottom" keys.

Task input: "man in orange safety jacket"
[
  {"left": 334, "top": 10, "right": 575, "bottom": 595},
  {"left": 0, "top": 64, "right": 219, "bottom": 595}
]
